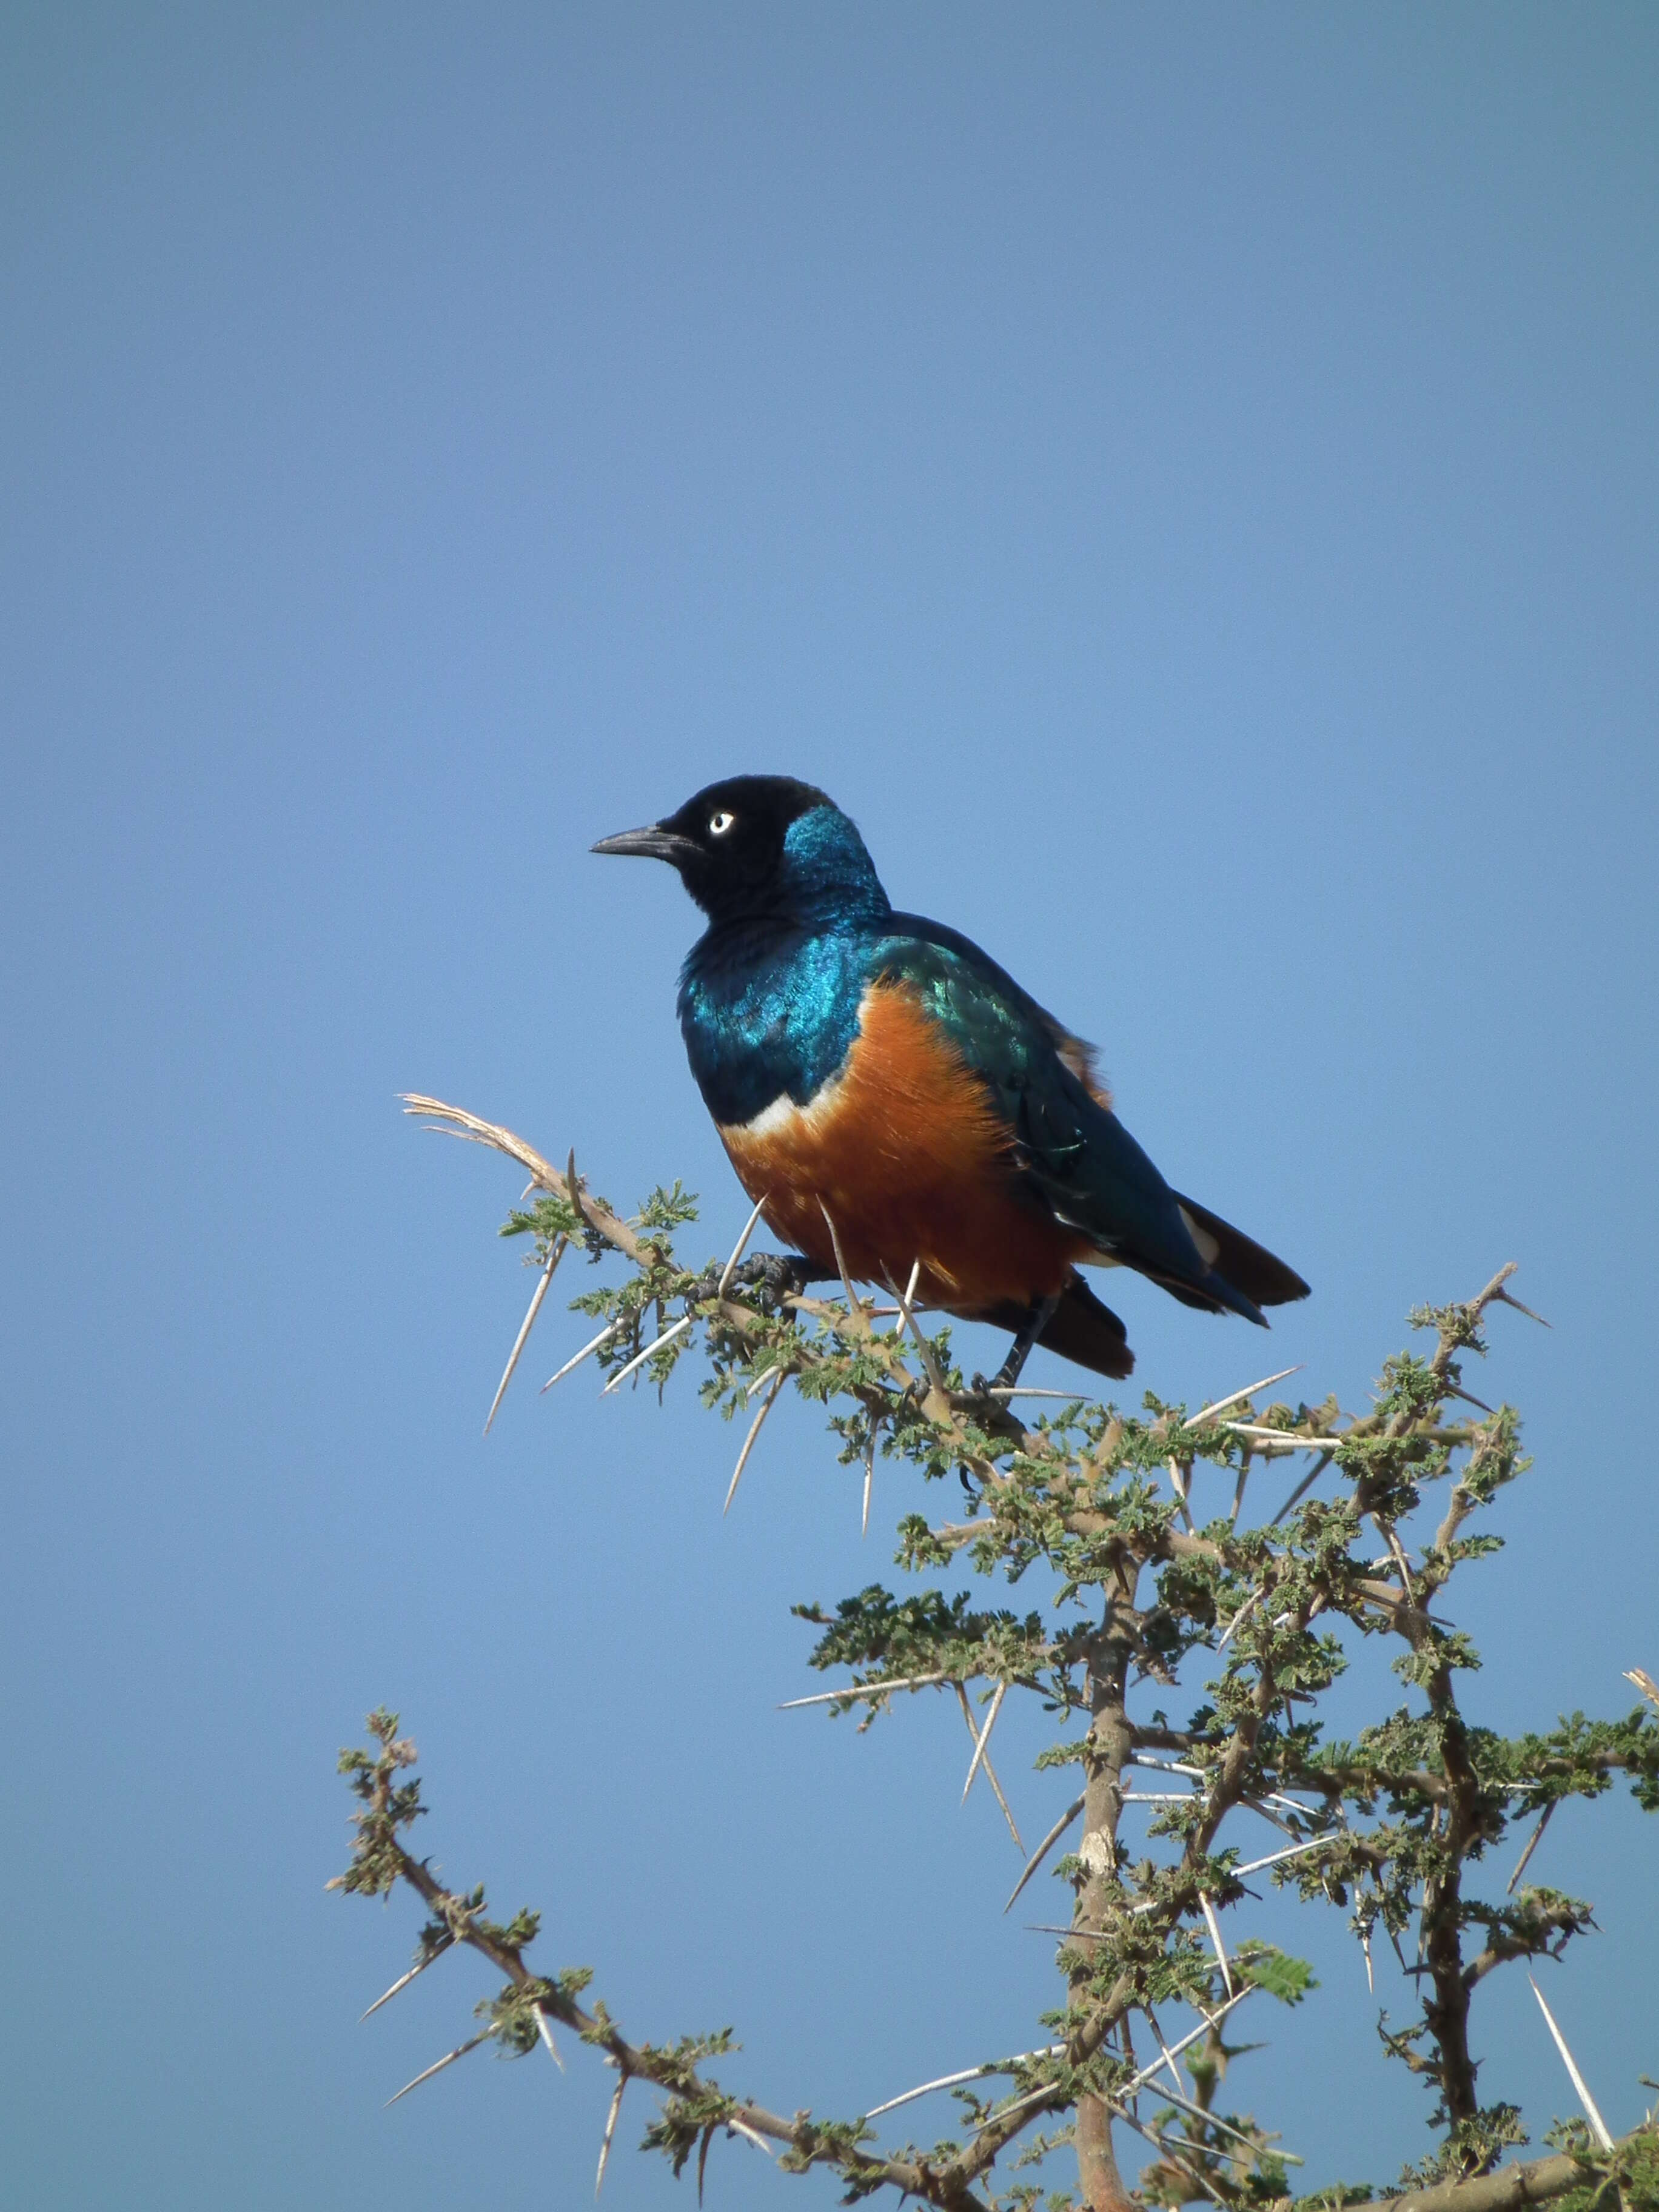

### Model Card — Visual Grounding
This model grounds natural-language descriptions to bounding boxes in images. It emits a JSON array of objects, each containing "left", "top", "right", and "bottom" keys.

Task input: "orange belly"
[{"left": 716, "top": 980, "right": 1090, "bottom": 1315}]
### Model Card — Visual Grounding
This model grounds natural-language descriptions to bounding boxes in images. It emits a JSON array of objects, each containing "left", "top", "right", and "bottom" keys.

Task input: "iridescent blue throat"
[{"left": 677, "top": 805, "right": 891, "bottom": 1127}]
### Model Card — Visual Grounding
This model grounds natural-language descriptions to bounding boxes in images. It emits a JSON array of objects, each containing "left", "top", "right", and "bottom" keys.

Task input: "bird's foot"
[{"left": 701, "top": 1249, "right": 821, "bottom": 1309}]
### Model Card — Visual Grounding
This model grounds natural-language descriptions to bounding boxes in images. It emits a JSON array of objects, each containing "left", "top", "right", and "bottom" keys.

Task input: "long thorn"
[
  {"left": 960, "top": 1680, "right": 1007, "bottom": 1803},
  {"left": 595, "top": 2076, "right": 626, "bottom": 2196},
  {"left": 602, "top": 1314, "right": 692, "bottom": 1393},
  {"left": 1222, "top": 1423, "right": 1346, "bottom": 1447},
  {"left": 890, "top": 1258, "right": 922, "bottom": 1345},
  {"left": 1216, "top": 1587, "right": 1263, "bottom": 1652},
  {"left": 1188, "top": 1366, "right": 1304, "bottom": 1427},
  {"left": 385, "top": 2029, "right": 494, "bottom": 2106},
  {"left": 889, "top": 1270, "right": 950, "bottom": 1396},
  {"left": 535, "top": 2005, "right": 564, "bottom": 2071},
  {"left": 1004, "top": 1792, "right": 1087, "bottom": 1912},
  {"left": 862, "top": 1422, "right": 876, "bottom": 1538},
  {"left": 1198, "top": 1892, "right": 1235, "bottom": 1997},
  {"left": 1167, "top": 1455, "right": 1195, "bottom": 1532},
  {"left": 863, "top": 2043, "right": 1063, "bottom": 2122},
  {"left": 953, "top": 1681, "right": 1022, "bottom": 1848},
  {"left": 541, "top": 1318, "right": 622, "bottom": 1392},
  {"left": 1273, "top": 1450, "right": 1335, "bottom": 1520},
  {"left": 778, "top": 1670, "right": 955, "bottom": 1709},
  {"left": 1232, "top": 1835, "right": 1336, "bottom": 1879},
  {"left": 817, "top": 1199, "right": 864, "bottom": 1321},
  {"left": 1529, "top": 1976, "right": 1614, "bottom": 2150},
  {"left": 1229, "top": 1463, "right": 1249, "bottom": 1529},
  {"left": 1119, "top": 1987, "right": 1253, "bottom": 2099},
  {"left": 986, "top": 1386, "right": 1089, "bottom": 1401},
  {"left": 485, "top": 1241, "right": 566, "bottom": 1433},
  {"left": 360, "top": 1936, "right": 453, "bottom": 2019},
  {"left": 1494, "top": 1286, "right": 1550, "bottom": 1327},
  {"left": 717, "top": 1195, "right": 770, "bottom": 1299},
  {"left": 1507, "top": 1801, "right": 1556, "bottom": 1894},
  {"left": 725, "top": 1369, "right": 785, "bottom": 1513}
]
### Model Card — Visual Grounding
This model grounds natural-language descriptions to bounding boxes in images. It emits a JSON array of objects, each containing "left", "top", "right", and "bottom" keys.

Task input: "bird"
[{"left": 593, "top": 776, "right": 1307, "bottom": 1384}]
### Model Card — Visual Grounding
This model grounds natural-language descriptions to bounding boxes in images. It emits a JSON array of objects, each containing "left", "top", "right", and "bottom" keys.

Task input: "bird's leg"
[
  {"left": 985, "top": 1294, "right": 1062, "bottom": 1393},
  {"left": 725, "top": 1250, "right": 826, "bottom": 1306}
]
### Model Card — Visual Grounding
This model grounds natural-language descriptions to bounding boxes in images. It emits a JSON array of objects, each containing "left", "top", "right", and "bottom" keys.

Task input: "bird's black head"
[{"left": 593, "top": 775, "right": 888, "bottom": 926}]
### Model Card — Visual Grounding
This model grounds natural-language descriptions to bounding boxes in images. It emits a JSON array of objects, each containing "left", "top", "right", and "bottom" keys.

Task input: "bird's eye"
[{"left": 708, "top": 811, "right": 736, "bottom": 837}]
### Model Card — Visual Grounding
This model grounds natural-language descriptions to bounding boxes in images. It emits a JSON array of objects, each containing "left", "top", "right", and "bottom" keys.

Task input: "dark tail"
[
  {"left": 1039, "top": 1275, "right": 1136, "bottom": 1379},
  {"left": 1173, "top": 1193, "right": 1310, "bottom": 1312},
  {"left": 980, "top": 1276, "right": 1135, "bottom": 1381}
]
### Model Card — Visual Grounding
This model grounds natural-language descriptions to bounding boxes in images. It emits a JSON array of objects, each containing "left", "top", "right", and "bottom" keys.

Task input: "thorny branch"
[{"left": 335, "top": 1099, "right": 1659, "bottom": 2211}]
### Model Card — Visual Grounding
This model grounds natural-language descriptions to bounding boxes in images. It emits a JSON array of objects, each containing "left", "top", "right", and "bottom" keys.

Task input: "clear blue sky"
[{"left": 2, "top": 7, "right": 1655, "bottom": 2208}]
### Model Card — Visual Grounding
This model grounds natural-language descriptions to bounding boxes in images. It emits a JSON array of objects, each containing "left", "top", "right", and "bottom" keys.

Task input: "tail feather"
[
  {"left": 1173, "top": 1193, "right": 1310, "bottom": 1310},
  {"left": 979, "top": 1276, "right": 1135, "bottom": 1381},
  {"left": 1037, "top": 1275, "right": 1134, "bottom": 1380}
]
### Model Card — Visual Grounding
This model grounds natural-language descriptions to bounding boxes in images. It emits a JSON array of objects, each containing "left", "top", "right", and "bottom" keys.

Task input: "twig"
[
  {"left": 385, "top": 2028, "right": 494, "bottom": 2106},
  {"left": 1004, "top": 1792, "right": 1087, "bottom": 1913},
  {"left": 1529, "top": 1977, "right": 1614, "bottom": 2151},
  {"left": 1507, "top": 1802, "right": 1556, "bottom": 1895},
  {"left": 725, "top": 1369, "right": 786, "bottom": 1513},
  {"left": 484, "top": 1240, "right": 566, "bottom": 1433}
]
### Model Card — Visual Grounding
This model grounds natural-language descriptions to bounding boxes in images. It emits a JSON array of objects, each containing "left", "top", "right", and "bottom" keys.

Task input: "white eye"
[{"left": 708, "top": 810, "right": 736, "bottom": 836}]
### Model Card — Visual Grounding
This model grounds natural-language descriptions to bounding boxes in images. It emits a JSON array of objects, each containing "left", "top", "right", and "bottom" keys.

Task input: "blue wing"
[{"left": 870, "top": 915, "right": 1307, "bottom": 1323}]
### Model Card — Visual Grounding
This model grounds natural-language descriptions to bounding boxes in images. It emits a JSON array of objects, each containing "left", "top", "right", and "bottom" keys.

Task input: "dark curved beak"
[{"left": 591, "top": 823, "right": 699, "bottom": 865}]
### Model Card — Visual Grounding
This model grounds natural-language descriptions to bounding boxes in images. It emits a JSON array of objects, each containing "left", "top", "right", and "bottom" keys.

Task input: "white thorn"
[
  {"left": 1198, "top": 1893, "right": 1235, "bottom": 1998},
  {"left": 595, "top": 2076, "right": 626, "bottom": 2196},
  {"left": 1003, "top": 1792, "right": 1087, "bottom": 1913},
  {"left": 385, "top": 2029, "right": 494, "bottom": 2106},
  {"left": 485, "top": 1241, "right": 566, "bottom": 1433},
  {"left": 1188, "top": 1366, "right": 1304, "bottom": 1427},
  {"left": 1529, "top": 1976, "right": 1614, "bottom": 2151},
  {"left": 777, "top": 1670, "right": 954, "bottom": 1709},
  {"left": 717, "top": 1195, "right": 770, "bottom": 1298},
  {"left": 724, "top": 1369, "right": 785, "bottom": 1513},
  {"left": 602, "top": 1314, "right": 692, "bottom": 1393},
  {"left": 960, "top": 1680, "right": 1007, "bottom": 1803},
  {"left": 541, "top": 1318, "right": 622, "bottom": 1392}
]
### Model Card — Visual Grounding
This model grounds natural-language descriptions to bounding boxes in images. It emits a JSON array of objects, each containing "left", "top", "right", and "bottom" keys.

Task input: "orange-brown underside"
[{"left": 717, "top": 981, "right": 1094, "bottom": 1315}]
